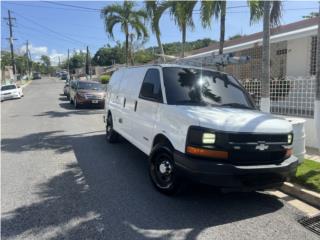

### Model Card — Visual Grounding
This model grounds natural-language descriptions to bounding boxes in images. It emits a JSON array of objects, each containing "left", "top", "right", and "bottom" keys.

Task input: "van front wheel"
[
  {"left": 106, "top": 114, "right": 119, "bottom": 143},
  {"left": 149, "top": 145, "right": 181, "bottom": 195}
]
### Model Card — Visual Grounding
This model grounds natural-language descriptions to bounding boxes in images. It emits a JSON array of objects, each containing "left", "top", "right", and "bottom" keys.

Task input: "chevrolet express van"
[{"left": 104, "top": 64, "right": 298, "bottom": 194}]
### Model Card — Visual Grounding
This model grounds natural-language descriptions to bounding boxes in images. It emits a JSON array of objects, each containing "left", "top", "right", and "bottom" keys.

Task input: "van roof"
[{"left": 117, "top": 63, "right": 226, "bottom": 74}]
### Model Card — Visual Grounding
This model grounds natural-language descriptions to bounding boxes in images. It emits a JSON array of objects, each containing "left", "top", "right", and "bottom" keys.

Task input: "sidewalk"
[{"left": 305, "top": 147, "right": 320, "bottom": 163}]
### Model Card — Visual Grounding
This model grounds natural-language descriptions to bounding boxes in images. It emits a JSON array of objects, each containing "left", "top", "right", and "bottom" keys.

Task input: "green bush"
[{"left": 100, "top": 75, "right": 110, "bottom": 84}]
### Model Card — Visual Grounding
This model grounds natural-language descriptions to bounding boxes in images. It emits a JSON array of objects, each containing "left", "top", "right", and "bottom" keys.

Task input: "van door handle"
[
  {"left": 123, "top": 98, "right": 126, "bottom": 108},
  {"left": 134, "top": 100, "right": 137, "bottom": 112}
]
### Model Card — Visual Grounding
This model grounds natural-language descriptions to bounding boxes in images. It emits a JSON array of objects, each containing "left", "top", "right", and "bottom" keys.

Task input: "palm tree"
[
  {"left": 249, "top": 0, "right": 282, "bottom": 112},
  {"left": 201, "top": 1, "right": 227, "bottom": 55},
  {"left": 168, "top": 1, "right": 197, "bottom": 58},
  {"left": 101, "top": 1, "right": 148, "bottom": 65},
  {"left": 145, "top": 1, "right": 169, "bottom": 62}
]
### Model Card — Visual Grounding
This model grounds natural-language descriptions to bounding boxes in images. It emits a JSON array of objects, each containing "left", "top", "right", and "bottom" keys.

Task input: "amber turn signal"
[
  {"left": 186, "top": 146, "right": 228, "bottom": 159},
  {"left": 285, "top": 148, "right": 292, "bottom": 158}
]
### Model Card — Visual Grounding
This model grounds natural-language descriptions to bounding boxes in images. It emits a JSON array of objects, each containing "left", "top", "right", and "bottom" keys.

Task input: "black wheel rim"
[{"left": 151, "top": 153, "right": 174, "bottom": 189}]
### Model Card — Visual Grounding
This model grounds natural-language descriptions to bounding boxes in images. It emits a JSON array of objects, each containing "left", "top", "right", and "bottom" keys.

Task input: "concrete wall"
[{"left": 286, "top": 37, "right": 310, "bottom": 77}]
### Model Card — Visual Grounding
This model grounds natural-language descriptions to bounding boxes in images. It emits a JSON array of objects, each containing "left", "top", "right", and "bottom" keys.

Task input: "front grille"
[
  {"left": 85, "top": 94, "right": 102, "bottom": 100},
  {"left": 229, "top": 150, "right": 286, "bottom": 165},
  {"left": 228, "top": 133, "right": 287, "bottom": 143}
]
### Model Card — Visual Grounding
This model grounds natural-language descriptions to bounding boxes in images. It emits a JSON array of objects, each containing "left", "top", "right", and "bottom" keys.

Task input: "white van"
[{"left": 104, "top": 64, "right": 298, "bottom": 194}]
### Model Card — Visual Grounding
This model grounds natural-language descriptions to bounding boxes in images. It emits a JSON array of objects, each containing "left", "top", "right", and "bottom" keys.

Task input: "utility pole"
[
  {"left": 67, "top": 49, "right": 70, "bottom": 77},
  {"left": 86, "top": 46, "right": 91, "bottom": 79},
  {"left": 26, "top": 40, "right": 31, "bottom": 78},
  {"left": 58, "top": 56, "right": 61, "bottom": 69},
  {"left": 4, "top": 10, "right": 17, "bottom": 78}
]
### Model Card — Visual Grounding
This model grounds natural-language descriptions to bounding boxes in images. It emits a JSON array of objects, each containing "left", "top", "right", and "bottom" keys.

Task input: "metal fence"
[{"left": 241, "top": 76, "right": 316, "bottom": 118}]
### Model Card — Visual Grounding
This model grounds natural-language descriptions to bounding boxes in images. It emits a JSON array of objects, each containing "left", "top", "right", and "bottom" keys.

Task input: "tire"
[
  {"left": 74, "top": 98, "right": 78, "bottom": 109},
  {"left": 106, "top": 114, "right": 119, "bottom": 143},
  {"left": 149, "top": 144, "right": 182, "bottom": 195}
]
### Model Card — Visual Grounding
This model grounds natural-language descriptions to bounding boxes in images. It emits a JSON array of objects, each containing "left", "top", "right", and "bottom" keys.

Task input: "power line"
[
  {"left": 4, "top": 1, "right": 100, "bottom": 13},
  {"left": 43, "top": 1, "right": 100, "bottom": 12},
  {"left": 10, "top": 9, "right": 87, "bottom": 46}
]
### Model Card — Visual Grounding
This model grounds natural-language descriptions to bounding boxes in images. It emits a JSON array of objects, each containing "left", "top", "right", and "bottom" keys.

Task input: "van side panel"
[
  {"left": 154, "top": 105, "right": 197, "bottom": 153},
  {"left": 105, "top": 69, "right": 124, "bottom": 130},
  {"left": 117, "top": 67, "right": 149, "bottom": 150}
]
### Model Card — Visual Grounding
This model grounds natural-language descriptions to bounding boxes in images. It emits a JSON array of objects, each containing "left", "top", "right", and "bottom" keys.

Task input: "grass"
[{"left": 292, "top": 159, "right": 320, "bottom": 193}]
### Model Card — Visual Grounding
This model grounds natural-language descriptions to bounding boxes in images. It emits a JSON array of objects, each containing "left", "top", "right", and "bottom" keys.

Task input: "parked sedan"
[
  {"left": 63, "top": 81, "right": 70, "bottom": 98},
  {"left": 69, "top": 80, "right": 105, "bottom": 109},
  {"left": 1, "top": 84, "right": 23, "bottom": 101}
]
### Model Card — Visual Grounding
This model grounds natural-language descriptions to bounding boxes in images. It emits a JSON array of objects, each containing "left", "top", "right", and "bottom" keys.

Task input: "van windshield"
[
  {"left": 162, "top": 67, "right": 254, "bottom": 109},
  {"left": 78, "top": 82, "right": 103, "bottom": 91}
]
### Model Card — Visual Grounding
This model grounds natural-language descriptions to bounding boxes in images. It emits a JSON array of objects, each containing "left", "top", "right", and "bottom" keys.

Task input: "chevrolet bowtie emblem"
[{"left": 255, "top": 143, "right": 269, "bottom": 151}]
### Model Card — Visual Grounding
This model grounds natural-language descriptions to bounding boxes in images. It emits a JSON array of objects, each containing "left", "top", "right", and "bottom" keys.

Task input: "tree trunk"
[
  {"left": 261, "top": 1, "right": 271, "bottom": 113},
  {"left": 156, "top": 30, "right": 165, "bottom": 62},
  {"left": 219, "top": 2, "right": 226, "bottom": 55},
  {"left": 315, "top": 3, "right": 320, "bottom": 150},
  {"left": 125, "top": 31, "right": 129, "bottom": 65},
  {"left": 181, "top": 24, "right": 186, "bottom": 58}
]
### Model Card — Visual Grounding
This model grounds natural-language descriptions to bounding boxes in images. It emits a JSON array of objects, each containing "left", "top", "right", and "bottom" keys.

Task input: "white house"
[{"left": 181, "top": 17, "right": 319, "bottom": 150}]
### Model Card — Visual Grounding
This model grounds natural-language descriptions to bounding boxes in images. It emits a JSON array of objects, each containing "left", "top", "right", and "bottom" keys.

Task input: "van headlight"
[
  {"left": 202, "top": 133, "right": 216, "bottom": 144},
  {"left": 288, "top": 134, "right": 293, "bottom": 145}
]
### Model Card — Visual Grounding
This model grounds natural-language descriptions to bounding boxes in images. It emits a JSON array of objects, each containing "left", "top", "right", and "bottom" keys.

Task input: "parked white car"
[
  {"left": 1, "top": 84, "right": 23, "bottom": 101},
  {"left": 104, "top": 64, "right": 298, "bottom": 194}
]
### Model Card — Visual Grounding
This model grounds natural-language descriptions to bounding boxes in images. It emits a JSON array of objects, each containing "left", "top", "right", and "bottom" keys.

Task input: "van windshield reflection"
[{"left": 162, "top": 67, "right": 254, "bottom": 109}]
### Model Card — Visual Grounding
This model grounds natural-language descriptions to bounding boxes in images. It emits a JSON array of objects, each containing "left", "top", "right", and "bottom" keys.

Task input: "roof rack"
[{"left": 176, "top": 53, "right": 251, "bottom": 68}]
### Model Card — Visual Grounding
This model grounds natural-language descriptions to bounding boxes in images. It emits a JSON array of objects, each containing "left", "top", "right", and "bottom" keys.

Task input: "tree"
[
  {"left": 228, "top": 34, "right": 245, "bottom": 40},
  {"left": 145, "top": 0, "right": 169, "bottom": 62},
  {"left": 92, "top": 43, "right": 125, "bottom": 66},
  {"left": 40, "top": 55, "right": 51, "bottom": 73},
  {"left": 168, "top": 1, "right": 197, "bottom": 58},
  {"left": 303, "top": 12, "right": 319, "bottom": 19},
  {"left": 201, "top": 1, "right": 227, "bottom": 55},
  {"left": 249, "top": 0, "right": 282, "bottom": 112},
  {"left": 101, "top": 1, "right": 148, "bottom": 65}
]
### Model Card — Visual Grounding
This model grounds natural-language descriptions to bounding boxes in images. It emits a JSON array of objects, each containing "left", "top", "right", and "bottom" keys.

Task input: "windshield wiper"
[{"left": 221, "top": 103, "right": 253, "bottom": 109}]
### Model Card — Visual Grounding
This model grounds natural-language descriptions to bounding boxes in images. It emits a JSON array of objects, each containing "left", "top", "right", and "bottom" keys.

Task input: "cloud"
[
  {"left": 20, "top": 44, "right": 48, "bottom": 56},
  {"left": 19, "top": 44, "right": 66, "bottom": 66},
  {"left": 49, "top": 49, "right": 67, "bottom": 66}
]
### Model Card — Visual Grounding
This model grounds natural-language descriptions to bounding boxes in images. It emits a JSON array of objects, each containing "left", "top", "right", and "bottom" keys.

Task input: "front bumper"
[
  {"left": 174, "top": 151, "right": 299, "bottom": 190},
  {"left": 76, "top": 97, "right": 105, "bottom": 106},
  {"left": 1, "top": 93, "right": 20, "bottom": 101}
]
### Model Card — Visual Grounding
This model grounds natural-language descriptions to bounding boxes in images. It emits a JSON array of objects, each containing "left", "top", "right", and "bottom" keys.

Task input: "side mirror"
[{"left": 250, "top": 93, "right": 256, "bottom": 101}]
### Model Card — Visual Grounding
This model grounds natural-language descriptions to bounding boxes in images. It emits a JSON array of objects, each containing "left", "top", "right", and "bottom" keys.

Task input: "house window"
[
  {"left": 276, "top": 49, "right": 287, "bottom": 55},
  {"left": 310, "top": 36, "right": 317, "bottom": 75}
]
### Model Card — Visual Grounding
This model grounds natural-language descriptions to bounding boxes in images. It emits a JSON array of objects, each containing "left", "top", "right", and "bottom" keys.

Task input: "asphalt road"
[{"left": 1, "top": 77, "right": 318, "bottom": 240}]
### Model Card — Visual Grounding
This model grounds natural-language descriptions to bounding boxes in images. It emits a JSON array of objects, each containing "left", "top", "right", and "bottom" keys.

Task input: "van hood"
[{"left": 175, "top": 105, "right": 292, "bottom": 133}]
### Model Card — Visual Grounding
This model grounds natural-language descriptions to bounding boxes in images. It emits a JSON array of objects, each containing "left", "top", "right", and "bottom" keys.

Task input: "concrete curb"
[{"left": 279, "top": 182, "right": 320, "bottom": 209}]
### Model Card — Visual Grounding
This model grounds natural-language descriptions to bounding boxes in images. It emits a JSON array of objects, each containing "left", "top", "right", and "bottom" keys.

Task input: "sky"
[{"left": 1, "top": 0, "right": 319, "bottom": 65}]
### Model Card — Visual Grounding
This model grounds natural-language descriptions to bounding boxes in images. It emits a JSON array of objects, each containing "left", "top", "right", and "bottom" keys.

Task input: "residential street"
[{"left": 1, "top": 77, "right": 318, "bottom": 240}]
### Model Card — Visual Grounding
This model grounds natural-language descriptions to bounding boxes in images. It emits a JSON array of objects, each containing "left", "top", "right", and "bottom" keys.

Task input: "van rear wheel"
[
  {"left": 149, "top": 144, "right": 182, "bottom": 195},
  {"left": 106, "top": 114, "right": 119, "bottom": 143}
]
